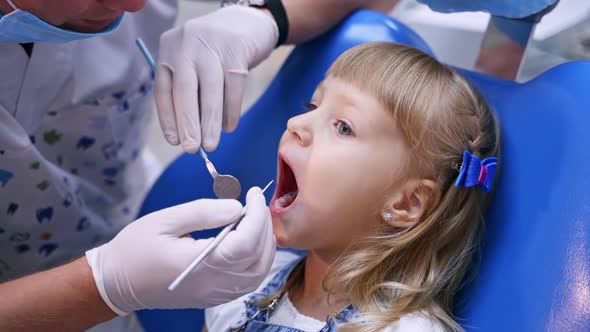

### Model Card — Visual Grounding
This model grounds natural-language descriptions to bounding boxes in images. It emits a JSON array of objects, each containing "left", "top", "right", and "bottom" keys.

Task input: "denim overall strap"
[
  {"left": 230, "top": 255, "right": 360, "bottom": 332},
  {"left": 229, "top": 256, "right": 305, "bottom": 331},
  {"left": 320, "top": 304, "right": 358, "bottom": 332}
]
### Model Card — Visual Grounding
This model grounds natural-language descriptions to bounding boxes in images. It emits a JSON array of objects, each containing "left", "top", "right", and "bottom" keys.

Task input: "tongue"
[{"left": 275, "top": 191, "right": 297, "bottom": 208}]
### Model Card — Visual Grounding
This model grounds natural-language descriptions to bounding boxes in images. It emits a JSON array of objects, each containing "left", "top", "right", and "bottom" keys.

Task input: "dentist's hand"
[
  {"left": 85, "top": 187, "right": 276, "bottom": 315},
  {"left": 155, "top": 6, "right": 278, "bottom": 153}
]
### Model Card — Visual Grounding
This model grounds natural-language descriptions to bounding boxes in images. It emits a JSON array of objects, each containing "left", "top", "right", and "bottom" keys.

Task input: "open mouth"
[{"left": 272, "top": 154, "right": 299, "bottom": 211}]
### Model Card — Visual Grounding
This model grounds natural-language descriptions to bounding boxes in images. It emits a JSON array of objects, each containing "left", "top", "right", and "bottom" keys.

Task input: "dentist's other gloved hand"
[
  {"left": 85, "top": 187, "right": 275, "bottom": 315},
  {"left": 155, "top": 6, "right": 278, "bottom": 153}
]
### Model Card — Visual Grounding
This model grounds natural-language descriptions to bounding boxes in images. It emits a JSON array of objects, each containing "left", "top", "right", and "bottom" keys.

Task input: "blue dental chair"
[{"left": 136, "top": 10, "right": 590, "bottom": 332}]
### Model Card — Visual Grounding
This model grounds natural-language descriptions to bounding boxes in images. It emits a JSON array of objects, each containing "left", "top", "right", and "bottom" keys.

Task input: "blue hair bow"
[{"left": 454, "top": 150, "right": 498, "bottom": 192}]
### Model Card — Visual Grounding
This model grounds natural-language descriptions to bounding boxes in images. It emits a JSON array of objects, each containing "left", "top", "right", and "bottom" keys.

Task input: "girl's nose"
[
  {"left": 99, "top": 0, "right": 147, "bottom": 13},
  {"left": 286, "top": 114, "right": 313, "bottom": 146}
]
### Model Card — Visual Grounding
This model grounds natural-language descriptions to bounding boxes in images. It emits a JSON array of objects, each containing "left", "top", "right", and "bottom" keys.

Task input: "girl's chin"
[
  {"left": 271, "top": 212, "right": 316, "bottom": 250},
  {"left": 271, "top": 226, "right": 305, "bottom": 249},
  {"left": 271, "top": 219, "right": 288, "bottom": 245},
  {"left": 273, "top": 233, "right": 292, "bottom": 248},
  {"left": 274, "top": 233, "right": 312, "bottom": 251},
  {"left": 275, "top": 239, "right": 290, "bottom": 248}
]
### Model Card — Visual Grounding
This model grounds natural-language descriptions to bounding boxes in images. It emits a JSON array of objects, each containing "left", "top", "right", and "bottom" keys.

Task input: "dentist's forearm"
[
  {"left": 282, "top": 0, "right": 399, "bottom": 44},
  {"left": 0, "top": 257, "right": 116, "bottom": 332}
]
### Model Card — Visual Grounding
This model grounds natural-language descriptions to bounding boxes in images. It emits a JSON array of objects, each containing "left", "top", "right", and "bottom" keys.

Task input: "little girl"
[{"left": 205, "top": 42, "right": 500, "bottom": 332}]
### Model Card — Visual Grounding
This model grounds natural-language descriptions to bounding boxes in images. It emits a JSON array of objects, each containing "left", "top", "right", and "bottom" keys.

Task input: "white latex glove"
[
  {"left": 85, "top": 187, "right": 276, "bottom": 315},
  {"left": 155, "top": 5, "right": 279, "bottom": 153}
]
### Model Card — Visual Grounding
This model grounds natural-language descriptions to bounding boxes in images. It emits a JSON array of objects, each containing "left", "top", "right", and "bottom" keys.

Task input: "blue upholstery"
[
  {"left": 136, "top": 10, "right": 590, "bottom": 332},
  {"left": 456, "top": 65, "right": 590, "bottom": 331}
]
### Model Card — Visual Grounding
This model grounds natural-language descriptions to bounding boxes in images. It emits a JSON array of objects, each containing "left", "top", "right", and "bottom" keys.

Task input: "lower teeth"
[{"left": 275, "top": 191, "right": 297, "bottom": 208}]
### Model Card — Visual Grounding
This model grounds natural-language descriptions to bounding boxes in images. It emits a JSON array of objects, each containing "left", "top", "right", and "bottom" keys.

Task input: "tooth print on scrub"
[
  {"left": 0, "top": 0, "right": 177, "bottom": 282},
  {"left": 0, "top": 75, "right": 154, "bottom": 281}
]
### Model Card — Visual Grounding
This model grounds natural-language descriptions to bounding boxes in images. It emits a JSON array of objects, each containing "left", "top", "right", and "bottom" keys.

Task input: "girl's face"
[{"left": 270, "top": 76, "right": 411, "bottom": 255}]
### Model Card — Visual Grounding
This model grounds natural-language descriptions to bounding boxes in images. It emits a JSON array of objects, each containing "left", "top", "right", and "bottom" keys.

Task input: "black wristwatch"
[{"left": 220, "top": 0, "right": 289, "bottom": 47}]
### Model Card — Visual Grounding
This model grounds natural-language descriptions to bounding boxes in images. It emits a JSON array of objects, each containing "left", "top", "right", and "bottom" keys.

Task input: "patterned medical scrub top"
[{"left": 0, "top": 0, "right": 177, "bottom": 282}]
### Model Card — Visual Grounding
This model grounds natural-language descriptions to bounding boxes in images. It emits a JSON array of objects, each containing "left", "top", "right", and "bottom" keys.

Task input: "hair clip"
[{"left": 453, "top": 150, "right": 498, "bottom": 192}]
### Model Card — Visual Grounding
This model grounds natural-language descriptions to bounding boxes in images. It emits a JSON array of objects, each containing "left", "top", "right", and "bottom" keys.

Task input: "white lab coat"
[{"left": 0, "top": 1, "right": 177, "bottom": 328}]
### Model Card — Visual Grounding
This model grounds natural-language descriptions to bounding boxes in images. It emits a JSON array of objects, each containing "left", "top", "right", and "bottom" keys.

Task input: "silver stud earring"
[{"left": 382, "top": 212, "right": 393, "bottom": 222}]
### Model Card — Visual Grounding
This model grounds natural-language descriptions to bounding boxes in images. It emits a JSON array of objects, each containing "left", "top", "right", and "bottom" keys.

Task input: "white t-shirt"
[
  {"left": 205, "top": 251, "right": 446, "bottom": 332},
  {"left": 267, "top": 291, "right": 326, "bottom": 330}
]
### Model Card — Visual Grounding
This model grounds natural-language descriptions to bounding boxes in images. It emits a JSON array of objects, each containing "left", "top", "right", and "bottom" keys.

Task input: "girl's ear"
[{"left": 382, "top": 179, "right": 440, "bottom": 228}]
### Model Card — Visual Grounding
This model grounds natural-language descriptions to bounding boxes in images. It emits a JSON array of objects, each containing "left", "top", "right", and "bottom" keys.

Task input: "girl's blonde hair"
[
  {"left": 259, "top": 42, "right": 500, "bottom": 332},
  {"left": 323, "top": 42, "right": 501, "bottom": 331}
]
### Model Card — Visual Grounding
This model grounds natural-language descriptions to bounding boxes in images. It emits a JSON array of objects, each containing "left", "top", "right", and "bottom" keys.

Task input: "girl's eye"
[
  {"left": 336, "top": 120, "right": 354, "bottom": 136},
  {"left": 302, "top": 102, "right": 317, "bottom": 113}
]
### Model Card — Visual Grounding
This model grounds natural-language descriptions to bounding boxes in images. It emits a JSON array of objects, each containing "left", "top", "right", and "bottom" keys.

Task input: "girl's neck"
[{"left": 289, "top": 250, "right": 348, "bottom": 321}]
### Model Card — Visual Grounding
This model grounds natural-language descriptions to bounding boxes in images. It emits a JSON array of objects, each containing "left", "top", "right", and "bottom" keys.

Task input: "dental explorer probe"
[
  {"left": 168, "top": 180, "right": 274, "bottom": 291},
  {"left": 135, "top": 38, "right": 242, "bottom": 199}
]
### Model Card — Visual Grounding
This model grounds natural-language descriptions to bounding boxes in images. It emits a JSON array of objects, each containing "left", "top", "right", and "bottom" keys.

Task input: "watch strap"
[
  {"left": 265, "top": 0, "right": 289, "bottom": 47},
  {"left": 221, "top": 0, "right": 288, "bottom": 47}
]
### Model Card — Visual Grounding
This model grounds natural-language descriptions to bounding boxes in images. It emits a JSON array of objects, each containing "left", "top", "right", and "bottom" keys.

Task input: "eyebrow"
[
  {"left": 316, "top": 80, "right": 325, "bottom": 90},
  {"left": 318, "top": 80, "right": 364, "bottom": 116},
  {"left": 311, "top": 80, "right": 325, "bottom": 101},
  {"left": 338, "top": 92, "right": 363, "bottom": 114}
]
